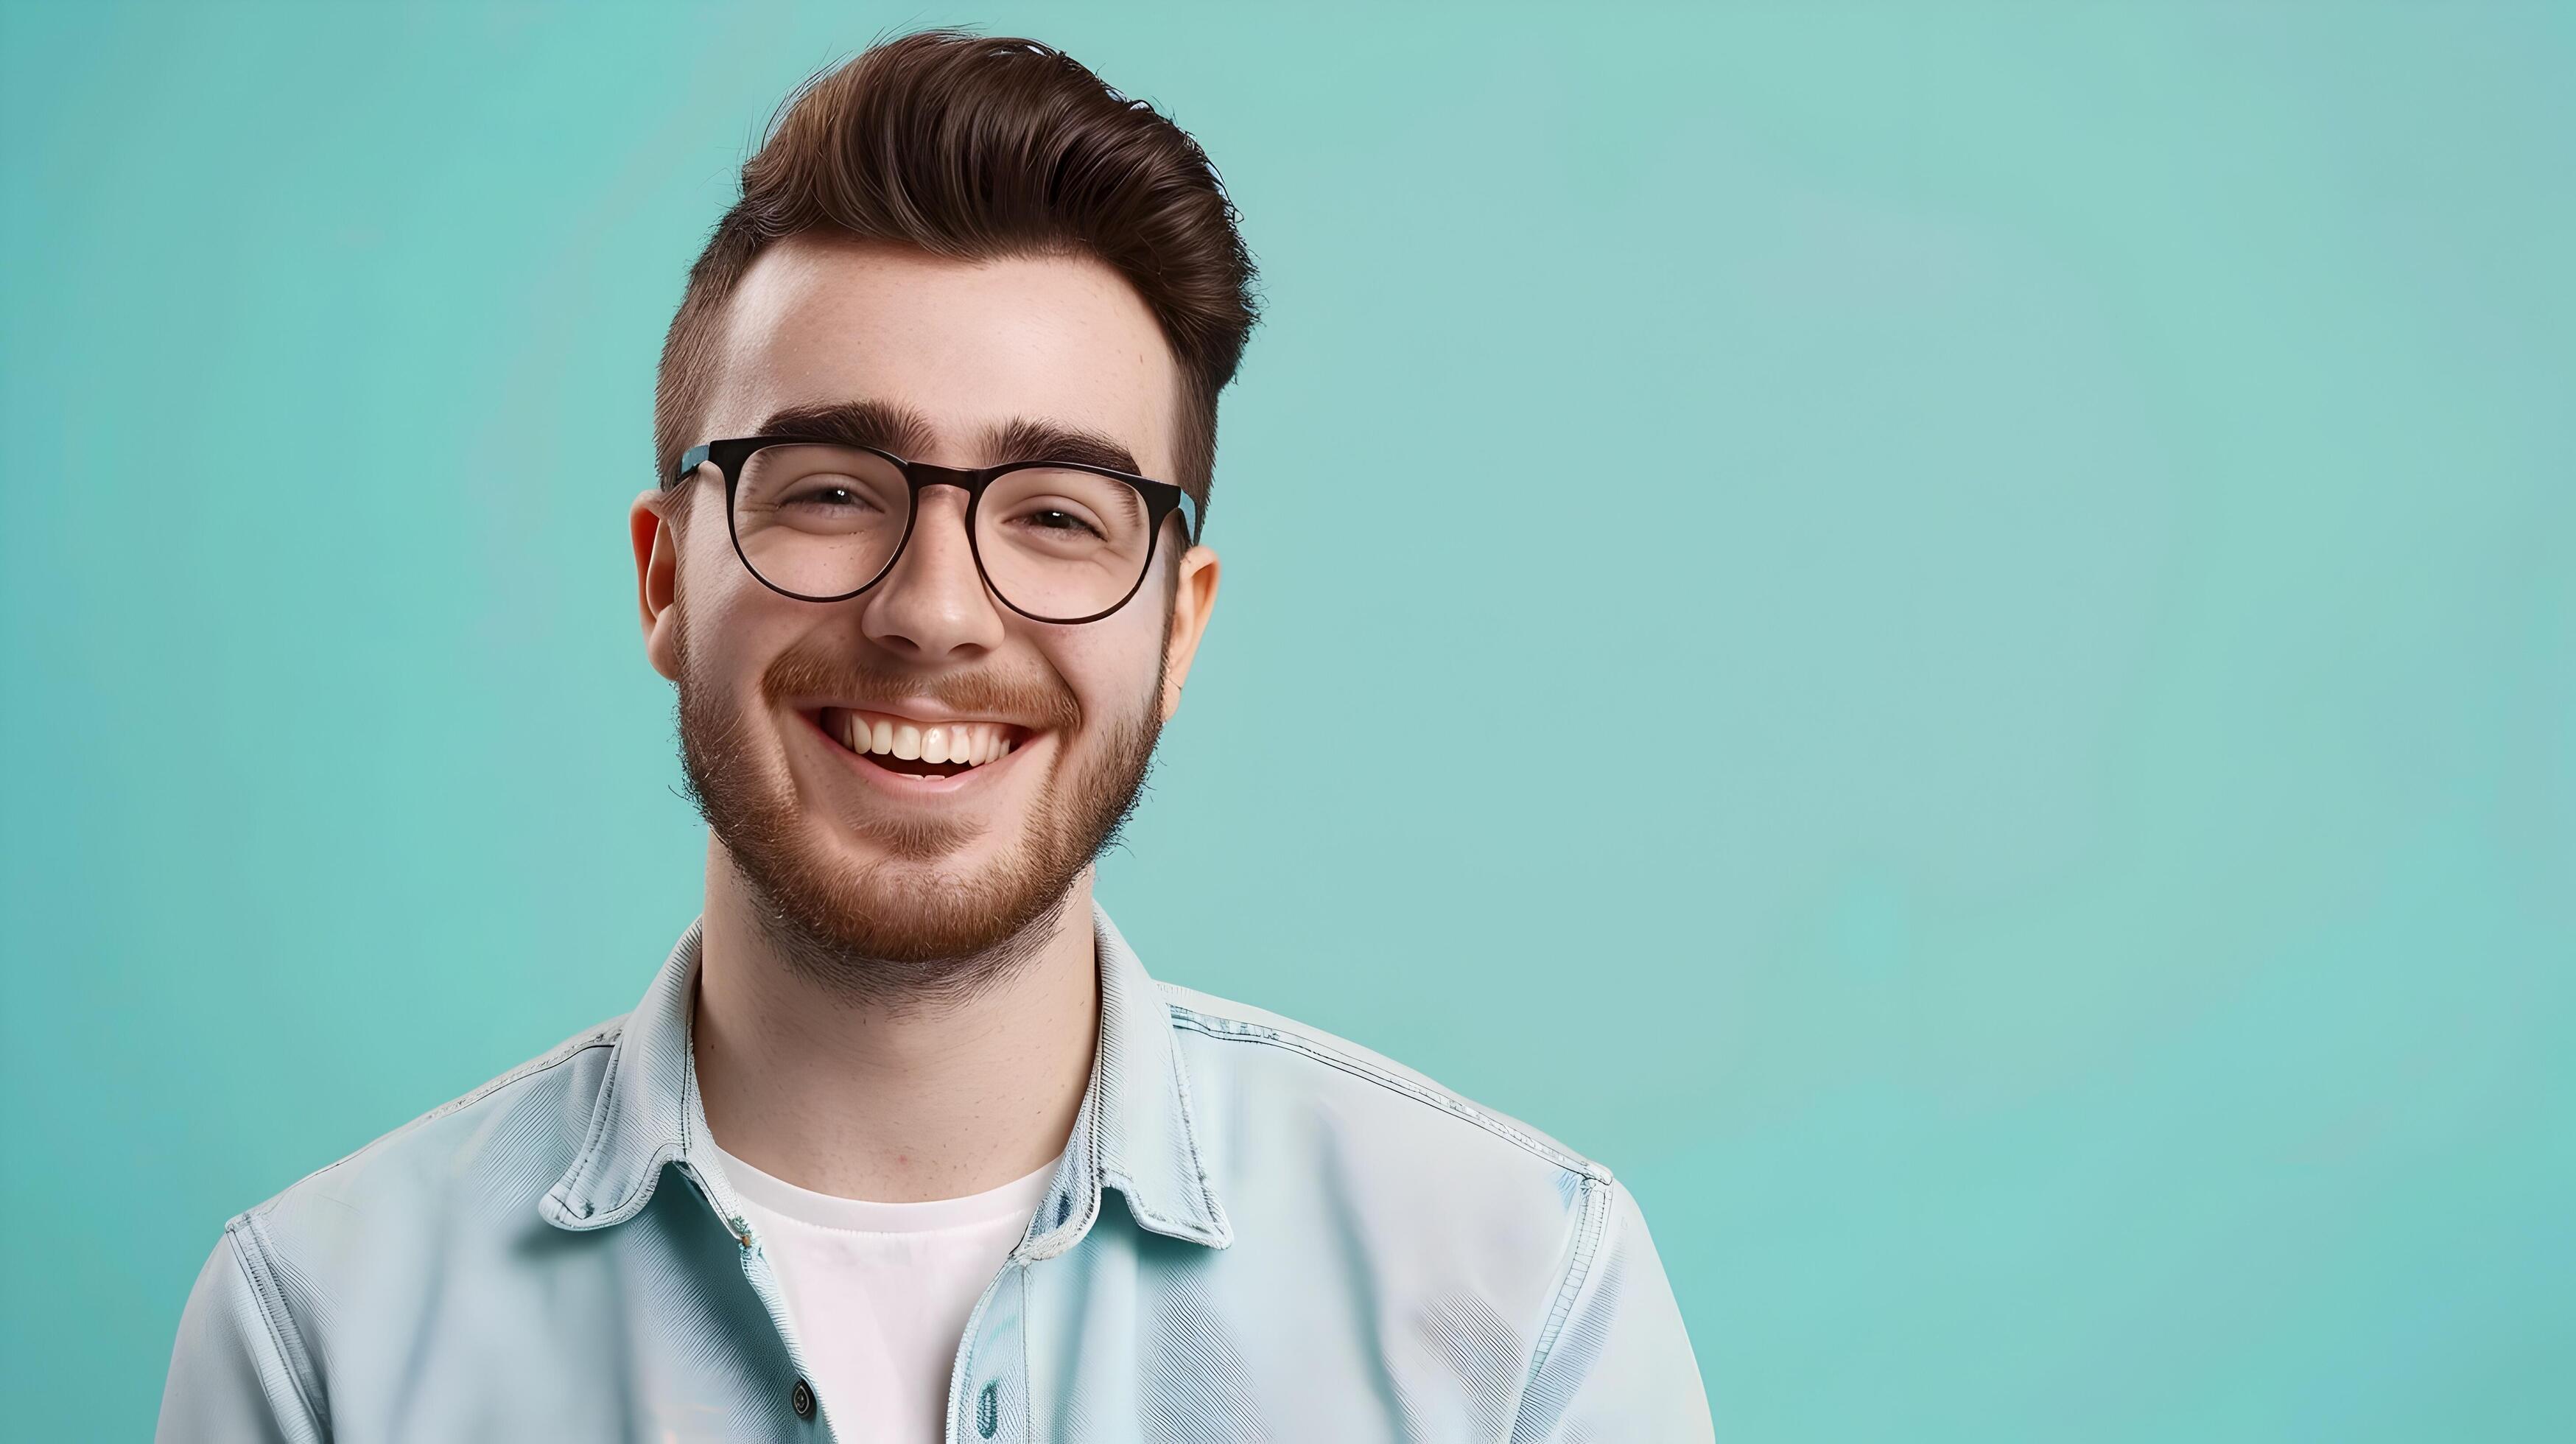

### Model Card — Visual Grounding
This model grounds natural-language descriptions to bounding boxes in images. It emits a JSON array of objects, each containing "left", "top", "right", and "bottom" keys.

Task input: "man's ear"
[
  {"left": 630, "top": 489, "right": 681, "bottom": 682},
  {"left": 1158, "top": 543, "right": 1221, "bottom": 723}
]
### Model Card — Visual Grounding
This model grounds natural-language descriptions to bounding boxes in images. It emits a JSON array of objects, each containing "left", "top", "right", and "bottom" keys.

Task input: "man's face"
[{"left": 628, "top": 234, "right": 1218, "bottom": 987}]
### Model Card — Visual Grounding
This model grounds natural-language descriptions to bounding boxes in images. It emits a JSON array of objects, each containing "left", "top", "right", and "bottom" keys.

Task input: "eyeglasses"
[{"left": 667, "top": 436, "right": 1199, "bottom": 625}]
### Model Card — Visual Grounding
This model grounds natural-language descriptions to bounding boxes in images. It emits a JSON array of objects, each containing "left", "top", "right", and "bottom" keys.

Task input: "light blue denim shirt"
[{"left": 158, "top": 902, "right": 1713, "bottom": 1441}]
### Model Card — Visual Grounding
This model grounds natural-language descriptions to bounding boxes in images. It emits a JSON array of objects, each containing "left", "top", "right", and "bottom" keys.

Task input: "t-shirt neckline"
[{"left": 706, "top": 1137, "right": 1062, "bottom": 1236}]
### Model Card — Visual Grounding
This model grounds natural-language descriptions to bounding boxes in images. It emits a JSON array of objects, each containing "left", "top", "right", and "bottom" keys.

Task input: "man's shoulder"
[
  {"left": 1153, "top": 978, "right": 1612, "bottom": 1189},
  {"left": 230, "top": 1015, "right": 628, "bottom": 1252}
]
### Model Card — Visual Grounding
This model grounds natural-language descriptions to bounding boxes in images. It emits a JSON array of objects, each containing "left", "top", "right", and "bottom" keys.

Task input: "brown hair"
[{"left": 653, "top": 29, "right": 1260, "bottom": 531}]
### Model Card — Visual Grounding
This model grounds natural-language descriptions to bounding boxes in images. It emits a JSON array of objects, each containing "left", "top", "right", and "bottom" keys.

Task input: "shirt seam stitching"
[
  {"left": 1164, "top": 1005, "right": 1607, "bottom": 1181},
  {"left": 1509, "top": 1174, "right": 1614, "bottom": 1434},
  {"left": 225, "top": 1213, "right": 328, "bottom": 1434},
  {"left": 1019, "top": 1263, "right": 1034, "bottom": 1444}
]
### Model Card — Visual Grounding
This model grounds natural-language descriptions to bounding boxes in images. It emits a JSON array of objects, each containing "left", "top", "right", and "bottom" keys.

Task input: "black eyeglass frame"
[{"left": 667, "top": 435, "right": 1201, "bottom": 625}]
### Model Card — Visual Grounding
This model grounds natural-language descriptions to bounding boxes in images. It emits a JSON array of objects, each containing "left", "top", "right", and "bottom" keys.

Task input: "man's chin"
[
  {"left": 817, "top": 804, "right": 992, "bottom": 866},
  {"left": 736, "top": 831, "right": 1069, "bottom": 968}
]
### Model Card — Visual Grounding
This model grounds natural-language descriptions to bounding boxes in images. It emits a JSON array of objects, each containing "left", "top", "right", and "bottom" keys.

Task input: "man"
[{"left": 158, "top": 29, "right": 1711, "bottom": 1442}]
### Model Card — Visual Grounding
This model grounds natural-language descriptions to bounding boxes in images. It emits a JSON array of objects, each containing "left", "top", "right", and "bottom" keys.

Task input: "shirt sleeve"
[
  {"left": 156, "top": 1224, "right": 327, "bottom": 1444},
  {"left": 1509, "top": 1176, "right": 1716, "bottom": 1441}
]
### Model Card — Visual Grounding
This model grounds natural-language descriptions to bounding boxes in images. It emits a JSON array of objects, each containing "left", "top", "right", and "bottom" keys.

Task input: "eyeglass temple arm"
[{"left": 667, "top": 444, "right": 713, "bottom": 489}]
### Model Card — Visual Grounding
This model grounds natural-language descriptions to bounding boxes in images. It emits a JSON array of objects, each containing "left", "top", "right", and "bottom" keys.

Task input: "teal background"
[{"left": 4, "top": 1, "right": 2569, "bottom": 1437}]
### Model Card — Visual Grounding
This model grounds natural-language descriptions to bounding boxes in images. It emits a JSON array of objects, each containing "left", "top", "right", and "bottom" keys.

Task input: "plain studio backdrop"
[{"left": 2, "top": 2, "right": 2569, "bottom": 1439}]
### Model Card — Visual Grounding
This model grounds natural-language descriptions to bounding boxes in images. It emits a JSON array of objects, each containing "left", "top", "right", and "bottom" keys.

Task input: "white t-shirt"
[{"left": 706, "top": 1138, "right": 1059, "bottom": 1441}]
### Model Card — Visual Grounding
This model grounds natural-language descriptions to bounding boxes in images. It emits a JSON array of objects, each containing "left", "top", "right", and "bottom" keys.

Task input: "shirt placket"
[
  {"left": 944, "top": 1251, "right": 1031, "bottom": 1443},
  {"left": 678, "top": 1158, "right": 837, "bottom": 1440}
]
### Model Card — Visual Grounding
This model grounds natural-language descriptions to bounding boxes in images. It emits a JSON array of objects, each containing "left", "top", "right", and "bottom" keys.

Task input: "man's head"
[{"left": 628, "top": 31, "right": 1257, "bottom": 1005}]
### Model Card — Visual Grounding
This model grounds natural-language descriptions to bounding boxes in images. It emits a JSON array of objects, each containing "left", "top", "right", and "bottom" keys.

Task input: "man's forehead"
[{"left": 709, "top": 234, "right": 1182, "bottom": 477}]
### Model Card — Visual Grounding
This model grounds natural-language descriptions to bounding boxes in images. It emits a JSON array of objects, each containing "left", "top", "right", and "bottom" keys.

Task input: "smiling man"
[{"left": 157, "top": 29, "right": 1710, "bottom": 1443}]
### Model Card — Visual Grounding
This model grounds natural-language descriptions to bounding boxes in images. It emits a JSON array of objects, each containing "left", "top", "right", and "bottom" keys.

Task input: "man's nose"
[{"left": 858, "top": 484, "right": 1007, "bottom": 661}]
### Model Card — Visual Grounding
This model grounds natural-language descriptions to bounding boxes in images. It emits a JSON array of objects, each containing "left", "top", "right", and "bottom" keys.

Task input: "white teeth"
[{"left": 830, "top": 710, "right": 1020, "bottom": 768}]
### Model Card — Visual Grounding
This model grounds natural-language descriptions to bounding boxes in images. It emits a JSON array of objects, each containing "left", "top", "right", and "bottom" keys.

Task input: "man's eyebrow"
[
  {"left": 982, "top": 417, "right": 1144, "bottom": 477},
  {"left": 751, "top": 401, "right": 1147, "bottom": 477},
  {"left": 752, "top": 399, "right": 936, "bottom": 457}
]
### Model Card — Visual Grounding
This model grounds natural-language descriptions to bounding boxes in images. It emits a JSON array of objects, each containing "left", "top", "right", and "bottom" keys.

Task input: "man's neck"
[{"left": 690, "top": 849, "right": 1100, "bottom": 1203}]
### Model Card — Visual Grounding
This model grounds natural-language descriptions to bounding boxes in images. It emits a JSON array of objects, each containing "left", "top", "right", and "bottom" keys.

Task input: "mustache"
[{"left": 758, "top": 639, "right": 1084, "bottom": 734}]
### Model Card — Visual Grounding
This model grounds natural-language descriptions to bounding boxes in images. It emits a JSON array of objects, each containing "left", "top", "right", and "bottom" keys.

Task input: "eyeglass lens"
[{"left": 731, "top": 444, "right": 1157, "bottom": 619}]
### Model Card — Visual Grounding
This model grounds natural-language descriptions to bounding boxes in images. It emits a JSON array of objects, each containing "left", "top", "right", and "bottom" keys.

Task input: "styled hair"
[{"left": 653, "top": 29, "right": 1260, "bottom": 530}]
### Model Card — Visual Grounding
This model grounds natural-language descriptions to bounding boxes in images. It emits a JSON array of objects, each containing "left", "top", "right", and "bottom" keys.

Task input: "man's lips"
[{"left": 801, "top": 705, "right": 1038, "bottom": 788}]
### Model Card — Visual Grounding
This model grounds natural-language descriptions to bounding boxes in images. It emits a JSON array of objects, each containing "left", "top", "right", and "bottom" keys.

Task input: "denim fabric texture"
[{"left": 156, "top": 901, "right": 1713, "bottom": 1441}]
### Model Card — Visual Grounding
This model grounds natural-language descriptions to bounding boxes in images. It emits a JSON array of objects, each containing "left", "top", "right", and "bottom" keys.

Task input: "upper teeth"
[{"left": 831, "top": 709, "right": 1018, "bottom": 766}]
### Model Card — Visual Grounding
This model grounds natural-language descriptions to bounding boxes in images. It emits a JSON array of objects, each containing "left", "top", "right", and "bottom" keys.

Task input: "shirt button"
[{"left": 790, "top": 1377, "right": 815, "bottom": 1420}]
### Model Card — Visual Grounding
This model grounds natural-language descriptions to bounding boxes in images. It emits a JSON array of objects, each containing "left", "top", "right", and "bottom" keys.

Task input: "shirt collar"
[{"left": 539, "top": 898, "right": 1233, "bottom": 1254}]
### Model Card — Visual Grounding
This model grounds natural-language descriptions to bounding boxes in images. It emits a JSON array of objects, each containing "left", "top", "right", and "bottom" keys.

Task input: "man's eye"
[
  {"left": 789, "top": 485, "right": 871, "bottom": 509},
  {"left": 1010, "top": 506, "right": 1108, "bottom": 542}
]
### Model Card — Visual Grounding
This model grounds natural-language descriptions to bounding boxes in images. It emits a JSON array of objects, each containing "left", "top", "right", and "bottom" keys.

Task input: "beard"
[{"left": 670, "top": 606, "right": 1165, "bottom": 1009}]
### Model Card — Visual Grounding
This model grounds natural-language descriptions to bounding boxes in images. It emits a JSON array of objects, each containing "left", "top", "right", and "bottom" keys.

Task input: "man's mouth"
[{"left": 812, "top": 706, "right": 1030, "bottom": 779}]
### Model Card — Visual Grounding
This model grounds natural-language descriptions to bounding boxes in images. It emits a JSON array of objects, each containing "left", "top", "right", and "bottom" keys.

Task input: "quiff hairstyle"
[{"left": 653, "top": 29, "right": 1260, "bottom": 532}]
